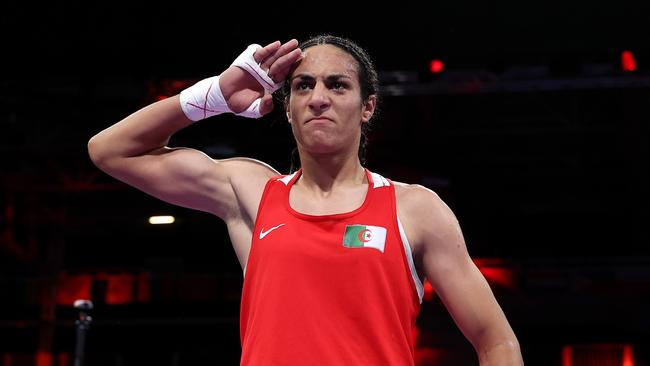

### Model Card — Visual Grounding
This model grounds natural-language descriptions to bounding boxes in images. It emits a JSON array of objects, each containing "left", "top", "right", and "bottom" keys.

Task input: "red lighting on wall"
[
  {"left": 563, "top": 344, "right": 634, "bottom": 366},
  {"left": 56, "top": 273, "right": 92, "bottom": 305},
  {"left": 96, "top": 273, "right": 134, "bottom": 305},
  {"left": 35, "top": 352, "right": 52, "bottom": 366},
  {"left": 562, "top": 346, "right": 573, "bottom": 366},
  {"left": 148, "top": 79, "right": 194, "bottom": 102},
  {"left": 56, "top": 272, "right": 150, "bottom": 306},
  {"left": 623, "top": 345, "right": 634, "bottom": 366},
  {"left": 621, "top": 50, "right": 637, "bottom": 72},
  {"left": 57, "top": 353, "right": 69, "bottom": 366},
  {"left": 423, "top": 280, "right": 435, "bottom": 301},
  {"left": 429, "top": 59, "right": 445, "bottom": 74},
  {"left": 415, "top": 347, "right": 443, "bottom": 365},
  {"left": 479, "top": 267, "right": 516, "bottom": 289},
  {"left": 136, "top": 272, "right": 151, "bottom": 302},
  {"left": 474, "top": 259, "right": 517, "bottom": 289}
]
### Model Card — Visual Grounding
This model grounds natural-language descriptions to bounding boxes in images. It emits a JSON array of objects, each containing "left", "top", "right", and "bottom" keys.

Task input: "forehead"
[{"left": 292, "top": 44, "right": 359, "bottom": 78}]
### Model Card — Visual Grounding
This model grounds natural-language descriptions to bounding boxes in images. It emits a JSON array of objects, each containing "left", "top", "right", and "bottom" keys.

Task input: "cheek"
[
  {"left": 344, "top": 100, "right": 365, "bottom": 120},
  {"left": 287, "top": 97, "right": 302, "bottom": 117}
]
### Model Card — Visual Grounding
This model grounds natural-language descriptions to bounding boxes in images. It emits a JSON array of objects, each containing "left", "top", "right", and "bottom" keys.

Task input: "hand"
[{"left": 220, "top": 39, "right": 302, "bottom": 115}]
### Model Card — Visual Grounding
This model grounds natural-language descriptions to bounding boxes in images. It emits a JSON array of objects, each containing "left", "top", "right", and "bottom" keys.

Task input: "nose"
[{"left": 308, "top": 82, "right": 330, "bottom": 113}]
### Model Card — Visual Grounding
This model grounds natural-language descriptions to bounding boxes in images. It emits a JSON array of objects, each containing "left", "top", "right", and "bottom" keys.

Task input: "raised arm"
[
  {"left": 87, "top": 40, "right": 302, "bottom": 219},
  {"left": 398, "top": 185, "right": 523, "bottom": 365}
]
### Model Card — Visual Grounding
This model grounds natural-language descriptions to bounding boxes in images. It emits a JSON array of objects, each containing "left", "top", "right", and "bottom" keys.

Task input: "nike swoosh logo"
[{"left": 259, "top": 223, "right": 286, "bottom": 239}]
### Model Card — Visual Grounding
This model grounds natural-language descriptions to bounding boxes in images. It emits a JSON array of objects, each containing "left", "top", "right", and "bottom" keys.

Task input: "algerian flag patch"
[{"left": 342, "top": 225, "right": 387, "bottom": 253}]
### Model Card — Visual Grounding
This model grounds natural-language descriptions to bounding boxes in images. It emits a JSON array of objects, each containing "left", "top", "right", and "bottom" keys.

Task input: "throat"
[{"left": 289, "top": 181, "right": 369, "bottom": 216}]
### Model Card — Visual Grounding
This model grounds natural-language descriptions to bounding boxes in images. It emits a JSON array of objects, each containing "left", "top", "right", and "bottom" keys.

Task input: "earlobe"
[
  {"left": 362, "top": 110, "right": 373, "bottom": 122},
  {"left": 286, "top": 112, "right": 292, "bottom": 123},
  {"left": 361, "top": 95, "right": 377, "bottom": 123}
]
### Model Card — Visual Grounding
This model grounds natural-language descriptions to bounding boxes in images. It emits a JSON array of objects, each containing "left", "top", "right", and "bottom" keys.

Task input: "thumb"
[{"left": 259, "top": 93, "right": 275, "bottom": 115}]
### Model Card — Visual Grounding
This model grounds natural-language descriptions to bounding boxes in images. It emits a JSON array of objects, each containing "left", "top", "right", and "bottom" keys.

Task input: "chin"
[
  {"left": 304, "top": 143, "right": 338, "bottom": 155},
  {"left": 302, "top": 137, "right": 342, "bottom": 155},
  {"left": 294, "top": 129, "right": 355, "bottom": 156}
]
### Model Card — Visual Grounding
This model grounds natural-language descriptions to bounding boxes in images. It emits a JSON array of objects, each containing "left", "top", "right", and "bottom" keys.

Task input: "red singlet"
[{"left": 240, "top": 169, "right": 424, "bottom": 365}]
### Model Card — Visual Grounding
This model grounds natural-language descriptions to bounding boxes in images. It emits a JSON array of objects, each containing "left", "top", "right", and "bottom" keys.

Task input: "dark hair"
[{"left": 280, "top": 34, "right": 381, "bottom": 173}]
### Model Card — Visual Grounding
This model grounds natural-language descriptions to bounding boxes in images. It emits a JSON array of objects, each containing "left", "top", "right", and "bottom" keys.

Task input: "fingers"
[
  {"left": 260, "top": 39, "right": 299, "bottom": 69},
  {"left": 259, "top": 93, "right": 275, "bottom": 116},
  {"left": 253, "top": 41, "right": 281, "bottom": 64},
  {"left": 267, "top": 48, "right": 302, "bottom": 83},
  {"left": 254, "top": 39, "right": 301, "bottom": 82}
]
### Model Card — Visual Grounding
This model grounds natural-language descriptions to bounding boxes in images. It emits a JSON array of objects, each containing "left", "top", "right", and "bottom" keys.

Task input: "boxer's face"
[{"left": 286, "top": 44, "right": 375, "bottom": 157}]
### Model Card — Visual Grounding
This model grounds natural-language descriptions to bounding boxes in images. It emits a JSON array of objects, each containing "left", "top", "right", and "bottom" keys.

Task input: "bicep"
[{"left": 100, "top": 147, "right": 237, "bottom": 217}]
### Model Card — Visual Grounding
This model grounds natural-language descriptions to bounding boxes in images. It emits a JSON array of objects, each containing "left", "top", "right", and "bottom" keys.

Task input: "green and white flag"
[{"left": 342, "top": 225, "right": 387, "bottom": 253}]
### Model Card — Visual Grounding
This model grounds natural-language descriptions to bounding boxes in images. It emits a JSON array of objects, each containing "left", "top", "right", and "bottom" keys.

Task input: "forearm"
[
  {"left": 88, "top": 95, "right": 191, "bottom": 166},
  {"left": 478, "top": 339, "right": 523, "bottom": 366}
]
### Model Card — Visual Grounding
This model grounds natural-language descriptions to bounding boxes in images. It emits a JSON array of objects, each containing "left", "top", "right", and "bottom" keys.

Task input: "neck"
[{"left": 296, "top": 149, "right": 366, "bottom": 191}]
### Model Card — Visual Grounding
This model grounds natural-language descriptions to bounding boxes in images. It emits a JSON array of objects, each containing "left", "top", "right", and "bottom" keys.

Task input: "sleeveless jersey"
[{"left": 240, "top": 169, "right": 424, "bottom": 365}]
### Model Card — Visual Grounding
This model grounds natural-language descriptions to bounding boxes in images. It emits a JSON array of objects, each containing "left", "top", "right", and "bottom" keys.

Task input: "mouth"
[{"left": 306, "top": 116, "right": 334, "bottom": 124}]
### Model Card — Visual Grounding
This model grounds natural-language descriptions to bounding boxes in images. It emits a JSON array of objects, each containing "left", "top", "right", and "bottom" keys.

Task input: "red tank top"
[{"left": 240, "top": 169, "right": 424, "bottom": 365}]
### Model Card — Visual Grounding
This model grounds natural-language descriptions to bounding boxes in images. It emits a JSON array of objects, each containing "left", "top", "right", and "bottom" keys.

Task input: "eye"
[
  {"left": 331, "top": 82, "right": 345, "bottom": 90},
  {"left": 294, "top": 81, "right": 313, "bottom": 91}
]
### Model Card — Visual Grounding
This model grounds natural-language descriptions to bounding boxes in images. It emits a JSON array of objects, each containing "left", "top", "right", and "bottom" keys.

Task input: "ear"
[
  {"left": 361, "top": 95, "right": 377, "bottom": 123},
  {"left": 284, "top": 98, "right": 291, "bottom": 123}
]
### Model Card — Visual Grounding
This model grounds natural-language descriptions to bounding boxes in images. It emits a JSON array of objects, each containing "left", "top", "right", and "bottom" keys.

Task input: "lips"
[{"left": 306, "top": 116, "right": 334, "bottom": 124}]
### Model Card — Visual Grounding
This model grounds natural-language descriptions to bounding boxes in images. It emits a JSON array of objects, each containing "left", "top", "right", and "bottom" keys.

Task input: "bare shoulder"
[
  {"left": 393, "top": 181, "right": 455, "bottom": 222},
  {"left": 393, "top": 181, "right": 461, "bottom": 252},
  {"left": 162, "top": 151, "right": 279, "bottom": 220},
  {"left": 215, "top": 157, "right": 282, "bottom": 221}
]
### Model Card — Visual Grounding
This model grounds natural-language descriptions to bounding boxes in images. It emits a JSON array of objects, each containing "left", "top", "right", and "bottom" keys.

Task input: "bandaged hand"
[{"left": 180, "top": 40, "right": 301, "bottom": 121}]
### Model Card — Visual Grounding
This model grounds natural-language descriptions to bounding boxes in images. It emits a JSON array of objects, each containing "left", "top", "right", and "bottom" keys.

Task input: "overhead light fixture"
[{"left": 148, "top": 216, "right": 175, "bottom": 225}]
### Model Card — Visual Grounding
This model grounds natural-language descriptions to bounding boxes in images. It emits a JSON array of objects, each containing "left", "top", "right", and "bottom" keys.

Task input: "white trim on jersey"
[
  {"left": 278, "top": 172, "right": 297, "bottom": 186},
  {"left": 397, "top": 216, "right": 425, "bottom": 304},
  {"left": 371, "top": 172, "right": 390, "bottom": 188}
]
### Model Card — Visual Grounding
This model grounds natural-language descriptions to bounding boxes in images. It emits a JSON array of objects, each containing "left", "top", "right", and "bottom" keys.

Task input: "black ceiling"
[
  {"left": 3, "top": 1, "right": 650, "bottom": 76},
  {"left": 2, "top": 1, "right": 650, "bottom": 265}
]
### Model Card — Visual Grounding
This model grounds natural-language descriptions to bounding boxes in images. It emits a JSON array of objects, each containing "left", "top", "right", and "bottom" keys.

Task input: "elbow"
[
  {"left": 87, "top": 134, "right": 109, "bottom": 169},
  {"left": 478, "top": 338, "right": 523, "bottom": 366}
]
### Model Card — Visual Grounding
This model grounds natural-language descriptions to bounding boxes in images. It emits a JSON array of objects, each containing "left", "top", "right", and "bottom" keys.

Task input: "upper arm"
[
  {"left": 87, "top": 94, "right": 279, "bottom": 220},
  {"left": 92, "top": 145, "right": 278, "bottom": 219},
  {"left": 400, "top": 186, "right": 517, "bottom": 352}
]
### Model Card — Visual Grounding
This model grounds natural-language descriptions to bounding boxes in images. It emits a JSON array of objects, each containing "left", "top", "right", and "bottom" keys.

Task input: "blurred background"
[{"left": 1, "top": 1, "right": 649, "bottom": 365}]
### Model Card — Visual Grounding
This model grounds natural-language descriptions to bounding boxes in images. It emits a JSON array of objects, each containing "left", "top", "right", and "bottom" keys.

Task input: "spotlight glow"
[
  {"left": 148, "top": 216, "right": 175, "bottom": 224},
  {"left": 429, "top": 59, "right": 445, "bottom": 74},
  {"left": 621, "top": 50, "right": 637, "bottom": 72}
]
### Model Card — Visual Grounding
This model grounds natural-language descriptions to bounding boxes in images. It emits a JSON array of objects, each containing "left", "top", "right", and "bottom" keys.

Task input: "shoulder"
[
  {"left": 393, "top": 181, "right": 454, "bottom": 221},
  {"left": 219, "top": 157, "right": 286, "bottom": 197},
  {"left": 218, "top": 157, "right": 281, "bottom": 183},
  {"left": 393, "top": 181, "right": 461, "bottom": 252},
  {"left": 211, "top": 157, "right": 281, "bottom": 220}
]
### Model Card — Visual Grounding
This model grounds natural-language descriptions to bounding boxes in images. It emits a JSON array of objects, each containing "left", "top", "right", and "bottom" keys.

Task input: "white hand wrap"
[
  {"left": 179, "top": 43, "right": 281, "bottom": 121},
  {"left": 179, "top": 75, "right": 263, "bottom": 121},
  {"left": 230, "top": 44, "right": 284, "bottom": 93}
]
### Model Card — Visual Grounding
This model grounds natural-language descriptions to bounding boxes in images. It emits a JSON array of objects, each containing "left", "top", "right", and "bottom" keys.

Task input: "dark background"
[{"left": 2, "top": 1, "right": 650, "bottom": 365}]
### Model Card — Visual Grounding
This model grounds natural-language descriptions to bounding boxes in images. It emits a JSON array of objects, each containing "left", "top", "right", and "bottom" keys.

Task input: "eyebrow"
[{"left": 290, "top": 74, "right": 353, "bottom": 82}]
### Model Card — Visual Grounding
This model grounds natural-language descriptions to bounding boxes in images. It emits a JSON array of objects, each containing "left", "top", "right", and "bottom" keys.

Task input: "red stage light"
[
  {"left": 621, "top": 50, "right": 637, "bottom": 72},
  {"left": 623, "top": 344, "right": 635, "bottom": 366},
  {"left": 423, "top": 280, "right": 435, "bottom": 301},
  {"left": 429, "top": 59, "right": 445, "bottom": 74}
]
